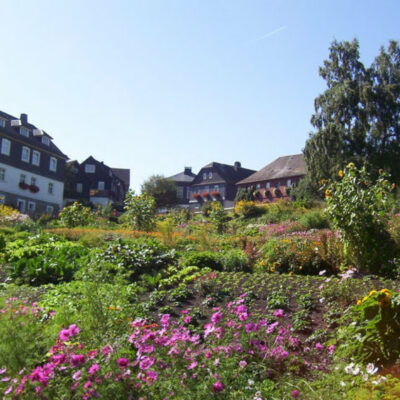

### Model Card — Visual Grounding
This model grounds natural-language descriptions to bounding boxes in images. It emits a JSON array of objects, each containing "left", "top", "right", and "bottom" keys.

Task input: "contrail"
[{"left": 252, "top": 25, "right": 286, "bottom": 42}]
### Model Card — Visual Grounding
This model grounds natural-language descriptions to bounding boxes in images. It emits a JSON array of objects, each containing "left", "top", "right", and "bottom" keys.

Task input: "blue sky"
[{"left": 1, "top": 1, "right": 399, "bottom": 191}]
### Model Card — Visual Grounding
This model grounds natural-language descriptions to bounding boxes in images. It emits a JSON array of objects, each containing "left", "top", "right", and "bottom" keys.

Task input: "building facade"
[
  {"left": 64, "top": 156, "right": 130, "bottom": 207},
  {"left": 168, "top": 167, "right": 196, "bottom": 206},
  {"left": 237, "top": 154, "right": 306, "bottom": 202},
  {"left": 0, "top": 111, "right": 68, "bottom": 216},
  {"left": 189, "top": 161, "right": 256, "bottom": 210}
]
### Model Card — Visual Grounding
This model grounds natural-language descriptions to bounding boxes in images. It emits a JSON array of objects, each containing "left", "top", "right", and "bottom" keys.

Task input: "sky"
[{"left": 1, "top": 0, "right": 399, "bottom": 191}]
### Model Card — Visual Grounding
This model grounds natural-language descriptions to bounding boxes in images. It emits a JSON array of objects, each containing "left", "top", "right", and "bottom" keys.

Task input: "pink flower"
[
  {"left": 59, "top": 328, "right": 71, "bottom": 341},
  {"left": 315, "top": 343, "right": 323, "bottom": 351},
  {"left": 211, "top": 312, "right": 222, "bottom": 324},
  {"left": 117, "top": 358, "right": 129, "bottom": 368},
  {"left": 184, "top": 316, "right": 191, "bottom": 324},
  {"left": 291, "top": 389, "right": 300, "bottom": 398},
  {"left": 187, "top": 361, "right": 198, "bottom": 370},
  {"left": 4, "top": 385, "right": 13, "bottom": 395},
  {"left": 68, "top": 324, "right": 80, "bottom": 336},
  {"left": 239, "top": 312, "right": 248, "bottom": 321},
  {"left": 328, "top": 344, "right": 335, "bottom": 354},
  {"left": 139, "top": 357, "right": 155, "bottom": 370},
  {"left": 239, "top": 360, "right": 247, "bottom": 368},
  {"left": 273, "top": 309, "right": 285, "bottom": 318},
  {"left": 160, "top": 314, "right": 170, "bottom": 328},
  {"left": 88, "top": 364, "right": 99, "bottom": 375},
  {"left": 70, "top": 354, "right": 86, "bottom": 367},
  {"left": 73, "top": 370, "right": 82, "bottom": 380},
  {"left": 212, "top": 381, "right": 224, "bottom": 393}
]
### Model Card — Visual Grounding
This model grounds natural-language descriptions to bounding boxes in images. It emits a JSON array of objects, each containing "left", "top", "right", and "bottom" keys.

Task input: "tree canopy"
[
  {"left": 303, "top": 39, "right": 400, "bottom": 193},
  {"left": 141, "top": 175, "right": 178, "bottom": 209}
]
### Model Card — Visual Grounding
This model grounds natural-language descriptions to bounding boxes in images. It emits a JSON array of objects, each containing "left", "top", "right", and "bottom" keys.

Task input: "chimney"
[
  {"left": 234, "top": 161, "right": 241, "bottom": 170},
  {"left": 20, "top": 113, "right": 28, "bottom": 124},
  {"left": 184, "top": 167, "right": 192, "bottom": 174}
]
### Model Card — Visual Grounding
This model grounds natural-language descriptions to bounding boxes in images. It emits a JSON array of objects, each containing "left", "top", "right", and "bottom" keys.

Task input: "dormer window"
[
  {"left": 209, "top": 172, "right": 213, "bottom": 179},
  {"left": 85, "top": 164, "right": 95, "bottom": 173},
  {"left": 0, "top": 118, "right": 6, "bottom": 128},
  {"left": 203, "top": 172, "right": 207, "bottom": 180},
  {"left": 20, "top": 127, "right": 30, "bottom": 137},
  {"left": 42, "top": 136, "right": 50, "bottom": 146}
]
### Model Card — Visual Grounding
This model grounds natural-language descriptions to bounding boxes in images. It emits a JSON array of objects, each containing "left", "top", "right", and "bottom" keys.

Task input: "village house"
[
  {"left": 188, "top": 161, "right": 256, "bottom": 210},
  {"left": 236, "top": 154, "right": 306, "bottom": 202},
  {"left": 168, "top": 167, "right": 196, "bottom": 207},
  {"left": 0, "top": 111, "right": 68, "bottom": 216},
  {"left": 63, "top": 156, "right": 130, "bottom": 207}
]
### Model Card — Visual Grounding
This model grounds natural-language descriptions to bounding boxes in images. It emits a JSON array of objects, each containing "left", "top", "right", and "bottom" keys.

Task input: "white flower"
[
  {"left": 352, "top": 366, "right": 360, "bottom": 375},
  {"left": 319, "top": 297, "right": 325, "bottom": 303},
  {"left": 362, "top": 374, "right": 369, "bottom": 382},
  {"left": 248, "top": 379, "right": 255, "bottom": 386},
  {"left": 366, "top": 363, "right": 378, "bottom": 375},
  {"left": 345, "top": 363, "right": 354, "bottom": 374},
  {"left": 340, "top": 381, "right": 346, "bottom": 387},
  {"left": 319, "top": 269, "right": 326, "bottom": 275}
]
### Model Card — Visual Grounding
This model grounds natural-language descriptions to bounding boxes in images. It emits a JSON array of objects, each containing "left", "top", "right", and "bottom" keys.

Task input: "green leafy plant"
[
  {"left": 124, "top": 190, "right": 156, "bottom": 231},
  {"left": 59, "top": 202, "right": 92, "bottom": 227}
]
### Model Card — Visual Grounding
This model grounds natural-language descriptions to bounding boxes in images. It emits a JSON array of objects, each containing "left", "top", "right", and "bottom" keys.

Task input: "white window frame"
[
  {"left": 46, "top": 205, "right": 54, "bottom": 214},
  {"left": 0, "top": 118, "right": 6, "bottom": 128},
  {"left": 1, "top": 138, "right": 10, "bottom": 156},
  {"left": 48, "top": 182, "right": 54, "bottom": 194},
  {"left": 42, "top": 136, "right": 50, "bottom": 146},
  {"left": 286, "top": 179, "right": 292, "bottom": 187},
  {"left": 85, "top": 164, "right": 95, "bottom": 173},
  {"left": 17, "top": 199, "right": 26, "bottom": 213},
  {"left": 28, "top": 201, "right": 36, "bottom": 212},
  {"left": 32, "top": 150, "right": 41, "bottom": 166},
  {"left": 31, "top": 177, "right": 37, "bottom": 186},
  {"left": 76, "top": 183, "right": 83, "bottom": 193},
  {"left": 20, "top": 127, "right": 30, "bottom": 137},
  {"left": 49, "top": 157, "right": 57, "bottom": 172},
  {"left": 20, "top": 174, "right": 26, "bottom": 183},
  {"left": 98, "top": 181, "right": 105, "bottom": 190},
  {"left": 265, "top": 182, "right": 270, "bottom": 189},
  {"left": 21, "top": 146, "right": 30, "bottom": 162},
  {"left": 208, "top": 172, "right": 213, "bottom": 179}
]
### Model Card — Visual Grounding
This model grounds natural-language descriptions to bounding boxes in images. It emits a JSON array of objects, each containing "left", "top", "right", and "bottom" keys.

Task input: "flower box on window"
[
  {"left": 192, "top": 193, "right": 201, "bottom": 200},
  {"left": 273, "top": 187, "right": 282, "bottom": 197},
  {"left": 201, "top": 191, "right": 210, "bottom": 199},
  {"left": 19, "top": 182, "right": 29, "bottom": 190},
  {"left": 210, "top": 190, "right": 220, "bottom": 198},
  {"left": 29, "top": 185, "right": 39, "bottom": 193}
]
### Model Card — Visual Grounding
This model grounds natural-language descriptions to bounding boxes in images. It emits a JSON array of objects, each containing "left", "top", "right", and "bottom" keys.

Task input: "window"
[
  {"left": 202, "top": 172, "right": 207, "bottom": 180},
  {"left": 48, "top": 182, "right": 54, "bottom": 194},
  {"left": 85, "top": 164, "right": 95, "bottom": 173},
  {"left": 286, "top": 179, "right": 292, "bottom": 187},
  {"left": 17, "top": 199, "right": 26, "bottom": 213},
  {"left": 20, "top": 127, "right": 30, "bottom": 137},
  {"left": 177, "top": 186, "right": 184, "bottom": 199},
  {"left": 28, "top": 201, "right": 36, "bottom": 212},
  {"left": 46, "top": 205, "right": 54, "bottom": 214},
  {"left": 42, "top": 136, "right": 50, "bottom": 146},
  {"left": 1, "top": 138, "right": 10, "bottom": 155},
  {"left": 21, "top": 146, "right": 30, "bottom": 162},
  {"left": 0, "top": 118, "right": 5, "bottom": 128},
  {"left": 256, "top": 184, "right": 261, "bottom": 189},
  {"left": 20, "top": 174, "right": 26, "bottom": 183},
  {"left": 32, "top": 150, "right": 41, "bottom": 166},
  {"left": 0, "top": 168, "right": 5, "bottom": 181},
  {"left": 265, "top": 182, "right": 270, "bottom": 189},
  {"left": 0, "top": 194, "right": 5, "bottom": 204},
  {"left": 275, "top": 182, "right": 280, "bottom": 188},
  {"left": 98, "top": 181, "right": 105, "bottom": 190},
  {"left": 49, "top": 157, "right": 57, "bottom": 172},
  {"left": 209, "top": 172, "right": 213, "bottom": 179},
  {"left": 31, "top": 177, "right": 36, "bottom": 186},
  {"left": 76, "top": 183, "right": 83, "bottom": 193}
]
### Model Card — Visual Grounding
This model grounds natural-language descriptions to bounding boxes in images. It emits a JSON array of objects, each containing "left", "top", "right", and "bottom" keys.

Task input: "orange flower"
[{"left": 338, "top": 170, "right": 344, "bottom": 178}]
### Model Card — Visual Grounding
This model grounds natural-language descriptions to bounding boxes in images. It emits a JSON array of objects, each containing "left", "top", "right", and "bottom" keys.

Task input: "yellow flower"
[
  {"left": 380, "top": 289, "right": 391, "bottom": 297},
  {"left": 325, "top": 189, "right": 331, "bottom": 198},
  {"left": 338, "top": 170, "right": 344, "bottom": 178},
  {"left": 347, "top": 162, "right": 355, "bottom": 169},
  {"left": 356, "top": 300, "right": 361, "bottom": 306},
  {"left": 369, "top": 290, "right": 377, "bottom": 296},
  {"left": 362, "top": 296, "right": 368, "bottom": 303}
]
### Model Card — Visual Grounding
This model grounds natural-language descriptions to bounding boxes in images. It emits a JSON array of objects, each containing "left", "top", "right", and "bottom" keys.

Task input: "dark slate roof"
[
  {"left": 111, "top": 168, "right": 131, "bottom": 189},
  {"left": 0, "top": 110, "right": 68, "bottom": 159},
  {"left": 237, "top": 154, "right": 306, "bottom": 185},
  {"left": 193, "top": 162, "right": 256, "bottom": 185},
  {"left": 169, "top": 168, "right": 196, "bottom": 183}
]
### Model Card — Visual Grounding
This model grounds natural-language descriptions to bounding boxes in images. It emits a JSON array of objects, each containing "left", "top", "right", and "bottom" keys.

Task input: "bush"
[
  {"left": 299, "top": 209, "right": 330, "bottom": 230},
  {"left": 337, "top": 289, "right": 400, "bottom": 366},
  {"left": 219, "top": 249, "right": 249, "bottom": 272},
  {"left": 181, "top": 251, "right": 223, "bottom": 271},
  {"left": 90, "top": 238, "right": 176, "bottom": 282},
  {"left": 234, "top": 200, "right": 262, "bottom": 218},
  {"left": 59, "top": 202, "right": 92, "bottom": 227},
  {"left": 324, "top": 164, "right": 396, "bottom": 274},
  {"left": 3, "top": 234, "right": 89, "bottom": 285},
  {"left": 124, "top": 190, "right": 156, "bottom": 231}
]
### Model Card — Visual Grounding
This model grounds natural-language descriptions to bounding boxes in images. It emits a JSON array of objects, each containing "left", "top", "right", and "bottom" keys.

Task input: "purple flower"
[
  {"left": 211, "top": 312, "right": 222, "bottom": 324},
  {"left": 184, "top": 316, "right": 191, "bottom": 324},
  {"left": 328, "top": 344, "right": 335, "bottom": 354},
  {"left": 59, "top": 328, "right": 71, "bottom": 342},
  {"left": 239, "top": 360, "right": 247, "bottom": 368},
  {"left": 88, "top": 364, "right": 99, "bottom": 375},
  {"left": 117, "top": 358, "right": 129, "bottom": 368},
  {"left": 70, "top": 354, "right": 86, "bottom": 367},
  {"left": 160, "top": 314, "right": 170, "bottom": 328},
  {"left": 68, "top": 324, "right": 80, "bottom": 336},
  {"left": 139, "top": 356, "right": 155, "bottom": 370},
  {"left": 315, "top": 343, "right": 323, "bottom": 351},
  {"left": 187, "top": 361, "right": 198, "bottom": 370},
  {"left": 212, "top": 381, "right": 224, "bottom": 393},
  {"left": 273, "top": 309, "right": 285, "bottom": 318},
  {"left": 291, "top": 389, "right": 300, "bottom": 398}
]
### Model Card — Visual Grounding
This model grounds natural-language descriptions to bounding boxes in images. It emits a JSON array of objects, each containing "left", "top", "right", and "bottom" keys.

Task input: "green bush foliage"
[
  {"left": 59, "top": 202, "right": 92, "bottom": 227},
  {"left": 181, "top": 250, "right": 223, "bottom": 271},
  {"left": 124, "top": 190, "right": 156, "bottom": 231}
]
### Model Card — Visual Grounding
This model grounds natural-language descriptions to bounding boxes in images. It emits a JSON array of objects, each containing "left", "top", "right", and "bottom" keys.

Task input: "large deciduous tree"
[
  {"left": 303, "top": 39, "right": 400, "bottom": 193},
  {"left": 141, "top": 175, "right": 178, "bottom": 209}
]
